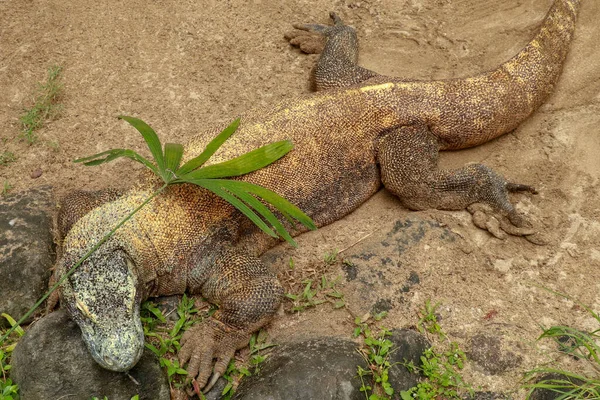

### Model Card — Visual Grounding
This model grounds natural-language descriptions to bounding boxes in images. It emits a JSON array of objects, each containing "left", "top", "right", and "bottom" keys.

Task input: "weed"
[
  {"left": 416, "top": 299, "right": 444, "bottom": 339},
  {"left": 285, "top": 275, "right": 345, "bottom": 312},
  {"left": 20, "top": 65, "right": 63, "bottom": 144},
  {"left": 0, "top": 152, "right": 16, "bottom": 166},
  {"left": 1, "top": 181, "right": 12, "bottom": 197},
  {"left": 401, "top": 343, "right": 472, "bottom": 399},
  {"left": 220, "top": 329, "right": 275, "bottom": 399},
  {"left": 323, "top": 249, "right": 339, "bottom": 265},
  {"left": 523, "top": 290, "right": 600, "bottom": 399},
  {"left": 1, "top": 314, "right": 24, "bottom": 400},
  {"left": 354, "top": 312, "right": 395, "bottom": 399},
  {"left": 140, "top": 294, "right": 202, "bottom": 389},
  {"left": 400, "top": 300, "right": 473, "bottom": 399}
]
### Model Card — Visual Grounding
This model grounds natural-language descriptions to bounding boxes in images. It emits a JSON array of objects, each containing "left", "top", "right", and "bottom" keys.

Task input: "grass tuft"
[
  {"left": 19, "top": 65, "right": 63, "bottom": 144},
  {"left": 523, "top": 289, "right": 600, "bottom": 399},
  {"left": 0, "top": 152, "right": 17, "bottom": 167}
]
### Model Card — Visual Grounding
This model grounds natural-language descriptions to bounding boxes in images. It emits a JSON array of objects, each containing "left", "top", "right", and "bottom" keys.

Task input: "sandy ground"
[{"left": 1, "top": 0, "right": 599, "bottom": 397}]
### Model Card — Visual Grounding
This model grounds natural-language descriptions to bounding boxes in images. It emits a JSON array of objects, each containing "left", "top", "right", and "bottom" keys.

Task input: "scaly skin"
[{"left": 55, "top": 0, "right": 580, "bottom": 394}]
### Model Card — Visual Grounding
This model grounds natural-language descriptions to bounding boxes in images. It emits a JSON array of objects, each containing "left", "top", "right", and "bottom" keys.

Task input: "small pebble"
[{"left": 31, "top": 169, "right": 43, "bottom": 179}]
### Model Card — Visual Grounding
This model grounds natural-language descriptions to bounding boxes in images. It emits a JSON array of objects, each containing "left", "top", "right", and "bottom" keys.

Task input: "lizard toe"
[
  {"left": 468, "top": 203, "right": 536, "bottom": 239},
  {"left": 285, "top": 31, "right": 326, "bottom": 54},
  {"left": 179, "top": 317, "right": 252, "bottom": 393}
]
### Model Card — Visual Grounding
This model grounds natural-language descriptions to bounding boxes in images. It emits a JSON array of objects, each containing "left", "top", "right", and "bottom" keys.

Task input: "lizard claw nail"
[{"left": 204, "top": 373, "right": 221, "bottom": 393}]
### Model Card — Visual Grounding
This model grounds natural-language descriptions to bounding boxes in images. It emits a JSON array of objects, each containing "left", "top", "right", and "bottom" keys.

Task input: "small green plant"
[
  {"left": 400, "top": 300, "right": 473, "bottom": 399},
  {"left": 1, "top": 181, "right": 12, "bottom": 197},
  {"left": 354, "top": 312, "right": 395, "bottom": 400},
  {"left": 140, "top": 294, "right": 203, "bottom": 389},
  {"left": 220, "top": 361, "right": 251, "bottom": 400},
  {"left": 1, "top": 314, "right": 24, "bottom": 400},
  {"left": 416, "top": 299, "right": 444, "bottom": 339},
  {"left": 323, "top": 249, "right": 339, "bottom": 265},
  {"left": 0, "top": 152, "right": 16, "bottom": 166},
  {"left": 523, "top": 289, "right": 600, "bottom": 399},
  {"left": 20, "top": 65, "right": 63, "bottom": 144},
  {"left": 220, "top": 329, "right": 275, "bottom": 399},
  {"left": 401, "top": 343, "right": 472, "bottom": 399},
  {"left": 285, "top": 275, "right": 345, "bottom": 312}
]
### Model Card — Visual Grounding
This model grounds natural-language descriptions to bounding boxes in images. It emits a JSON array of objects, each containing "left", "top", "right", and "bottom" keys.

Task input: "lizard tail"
[
  {"left": 430, "top": 0, "right": 582, "bottom": 150},
  {"left": 492, "top": 0, "right": 581, "bottom": 112}
]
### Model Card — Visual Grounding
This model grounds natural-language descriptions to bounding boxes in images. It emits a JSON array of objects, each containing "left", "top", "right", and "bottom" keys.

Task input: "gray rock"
[
  {"left": 232, "top": 330, "right": 431, "bottom": 400},
  {"left": 340, "top": 218, "right": 456, "bottom": 315},
  {"left": 11, "top": 309, "right": 169, "bottom": 400},
  {"left": 232, "top": 337, "right": 366, "bottom": 400},
  {"left": 0, "top": 186, "right": 54, "bottom": 327},
  {"left": 468, "top": 333, "right": 523, "bottom": 375},
  {"left": 388, "top": 328, "right": 430, "bottom": 393}
]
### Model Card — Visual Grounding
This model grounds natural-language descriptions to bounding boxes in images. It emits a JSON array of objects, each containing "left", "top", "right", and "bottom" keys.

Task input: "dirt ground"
[{"left": 1, "top": 0, "right": 599, "bottom": 397}]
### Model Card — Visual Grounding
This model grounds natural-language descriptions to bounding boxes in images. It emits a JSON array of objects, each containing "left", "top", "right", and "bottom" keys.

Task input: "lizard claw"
[{"left": 179, "top": 317, "right": 249, "bottom": 394}]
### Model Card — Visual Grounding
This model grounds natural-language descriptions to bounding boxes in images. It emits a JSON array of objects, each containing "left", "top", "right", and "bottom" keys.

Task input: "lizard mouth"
[{"left": 82, "top": 318, "right": 145, "bottom": 372}]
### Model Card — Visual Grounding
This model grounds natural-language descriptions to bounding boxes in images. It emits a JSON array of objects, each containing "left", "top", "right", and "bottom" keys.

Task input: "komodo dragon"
[{"left": 54, "top": 0, "right": 580, "bottom": 393}]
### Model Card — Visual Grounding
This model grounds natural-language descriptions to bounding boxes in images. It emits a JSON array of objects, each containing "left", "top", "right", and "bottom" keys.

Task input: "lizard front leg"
[
  {"left": 285, "top": 12, "right": 378, "bottom": 91},
  {"left": 377, "top": 124, "right": 539, "bottom": 240},
  {"left": 179, "top": 249, "right": 283, "bottom": 393}
]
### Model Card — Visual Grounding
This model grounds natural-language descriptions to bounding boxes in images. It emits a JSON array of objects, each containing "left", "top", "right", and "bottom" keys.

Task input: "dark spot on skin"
[{"left": 380, "top": 257, "right": 393, "bottom": 266}]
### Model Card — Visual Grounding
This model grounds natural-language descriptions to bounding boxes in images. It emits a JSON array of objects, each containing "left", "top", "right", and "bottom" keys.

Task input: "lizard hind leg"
[
  {"left": 285, "top": 12, "right": 378, "bottom": 91},
  {"left": 377, "top": 124, "right": 538, "bottom": 240}
]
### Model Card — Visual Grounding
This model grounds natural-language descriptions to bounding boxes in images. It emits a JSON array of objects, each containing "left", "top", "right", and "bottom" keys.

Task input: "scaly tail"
[
  {"left": 429, "top": 0, "right": 582, "bottom": 150},
  {"left": 493, "top": 0, "right": 581, "bottom": 117}
]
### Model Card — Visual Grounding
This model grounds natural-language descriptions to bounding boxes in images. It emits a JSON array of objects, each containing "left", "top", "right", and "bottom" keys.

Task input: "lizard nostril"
[{"left": 103, "top": 355, "right": 114, "bottom": 367}]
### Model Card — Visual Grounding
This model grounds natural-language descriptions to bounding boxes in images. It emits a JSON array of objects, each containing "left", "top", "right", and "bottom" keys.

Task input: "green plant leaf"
[
  {"left": 231, "top": 180, "right": 316, "bottom": 230},
  {"left": 180, "top": 140, "right": 293, "bottom": 180},
  {"left": 1, "top": 313, "right": 24, "bottom": 337},
  {"left": 177, "top": 118, "right": 240, "bottom": 175},
  {"left": 186, "top": 178, "right": 278, "bottom": 239},
  {"left": 179, "top": 178, "right": 315, "bottom": 245},
  {"left": 164, "top": 142, "right": 184, "bottom": 176},
  {"left": 74, "top": 148, "right": 158, "bottom": 174},
  {"left": 218, "top": 182, "right": 294, "bottom": 244},
  {"left": 118, "top": 115, "right": 165, "bottom": 172}
]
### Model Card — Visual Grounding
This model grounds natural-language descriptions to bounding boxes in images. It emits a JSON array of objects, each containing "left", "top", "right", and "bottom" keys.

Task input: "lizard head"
[{"left": 58, "top": 236, "right": 145, "bottom": 372}]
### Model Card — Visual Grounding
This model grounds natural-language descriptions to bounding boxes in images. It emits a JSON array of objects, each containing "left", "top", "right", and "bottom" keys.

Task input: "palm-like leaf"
[
  {"left": 75, "top": 116, "right": 315, "bottom": 246},
  {"left": 177, "top": 118, "right": 240, "bottom": 175}
]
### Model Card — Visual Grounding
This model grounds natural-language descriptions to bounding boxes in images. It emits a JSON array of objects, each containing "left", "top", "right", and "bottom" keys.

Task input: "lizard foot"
[
  {"left": 284, "top": 29, "right": 326, "bottom": 54},
  {"left": 179, "top": 317, "right": 251, "bottom": 394},
  {"left": 285, "top": 12, "right": 344, "bottom": 54},
  {"left": 468, "top": 203, "right": 543, "bottom": 243}
]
